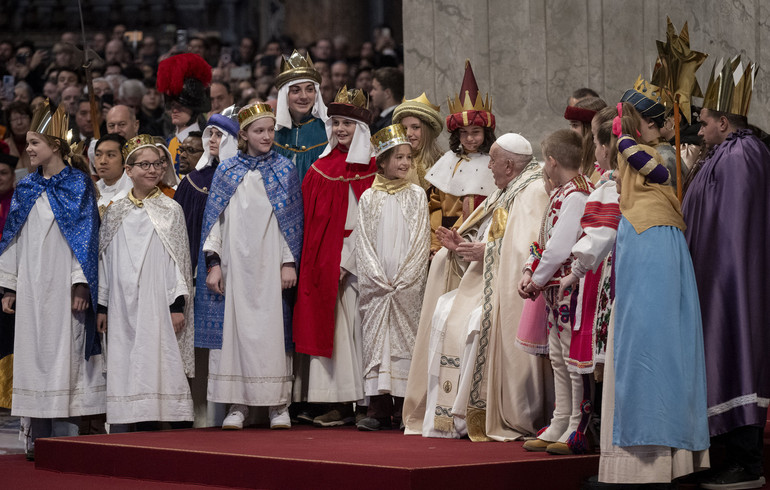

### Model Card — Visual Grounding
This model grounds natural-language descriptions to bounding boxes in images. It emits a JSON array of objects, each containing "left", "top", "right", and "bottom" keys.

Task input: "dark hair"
[
  {"left": 7, "top": 101, "right": 32, "bottom": 119},
  {"left": 95, "top": 133, "right": 127, "bottom": 162},
  {"left": 541, "top": 129, "right": 583, "bottom": 171},
  {"left": 572, "top": 87, "right": 599, "bottom": 100},
  {"left": 375, "top": 146, "right": 396, "bottom": 172},
  {"left": 189, "top": 36, "right": 208, "bottom": 49},
  {"left": 188, "top": 131, "right": 203, "bottom": 139},
  {"left": 373, "top": 67, "right": 404, "bottom": 102},
  {"left": 355, "top": 66, "right": 372, "bottom": 77},
  {"left": 56, "top": 66, "right": 82, "bottom": 84},
  {"left": 448, "top": 126, "right": 496, "bottom": 156},
  {"left": 574, "top": 97, "right": 607, "bottom": 175},
  {"left": 596, "top": 120, "right": 618, "bottom": 170},
  {"left": 212, "top": 80, "right": 231, "bottom": 94},
  {"left": 703, "top": 108, "right": 748, "bottom": 131}
]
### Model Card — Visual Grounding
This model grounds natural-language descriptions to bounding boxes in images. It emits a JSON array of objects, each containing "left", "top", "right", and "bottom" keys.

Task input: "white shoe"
[
  {"left": 222, "top": 404, "right": 248, "bottom": 430},
  {"left": 269, "top": 405, "right": 291, "bottom": 429}
]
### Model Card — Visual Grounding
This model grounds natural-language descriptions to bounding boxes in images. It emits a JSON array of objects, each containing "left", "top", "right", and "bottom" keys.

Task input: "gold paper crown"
[
  {"left": 393, "top": 92, "right": 443, "bottom": 136},
  {"left": 30, "top": 99, "right": 70, "bottom": 141},
  {"left": 333, "top": 85, "right": 368, "bottom": 108},
  {"left": 371, "top": 124, "right": 410, "bottom": 157},
  {"left": 327, "top": 85, "right": 372, "bottom": 124},
  {"left": 633, "top": 76, "right": 663, "bottom": 103},
  {"left": 275, "top": 50, "right": 322, "bottom": 89},
  {"left": 447, "top": 92, "right": 491, "bottom": 114},
  {"left": 447, "top": 60, "right": 492, "bottom": 115},
  {"left": 702, "top": 55, "right": 758, "bottom": 117},
  {"left": 123, "top": 134, "right": 158, "bottom": 160},
  {"left": 238, "top": 102, "right": 275, "bottom": 129}
]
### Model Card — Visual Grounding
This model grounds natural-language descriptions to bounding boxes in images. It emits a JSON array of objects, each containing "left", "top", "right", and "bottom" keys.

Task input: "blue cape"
[
  {"left": 194, "top": 150, "right": 303, "bottom": 350},
  {"left": 0, "top": 166, "right": 101, "bottom": 359}
]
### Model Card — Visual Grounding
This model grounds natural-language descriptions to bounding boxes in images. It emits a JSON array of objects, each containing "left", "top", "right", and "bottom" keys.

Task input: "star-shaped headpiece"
[{"left": 650, "top": 18, "right": 708, "bottom": 123}]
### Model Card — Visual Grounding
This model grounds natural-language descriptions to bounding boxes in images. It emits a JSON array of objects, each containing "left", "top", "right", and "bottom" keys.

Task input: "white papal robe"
[
  {"left": 203, "top": 168, "right": 293, "bottom": 406},
  {"left": 0, "top": 192, "right": 105, "bottom": 418},
  {"left": 99, "top": 198, "right": 193, "bottom": 424}
]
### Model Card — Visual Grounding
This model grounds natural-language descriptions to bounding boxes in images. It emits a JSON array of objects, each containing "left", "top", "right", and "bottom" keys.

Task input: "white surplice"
[
  {"left": 96, "top": 172, "right": 133, "bottom": 210},
  {"left": 203, "top": 169, "right": 293, "bottom": 406},
  {"left": 293, "top": 185, "right": 364, "bottom": 403},
  {"left": 99, "top": 203, "right": 193, "bottom": 424},
  {"left": 0, "top": 192, "right": 105, "bottom": 418}
]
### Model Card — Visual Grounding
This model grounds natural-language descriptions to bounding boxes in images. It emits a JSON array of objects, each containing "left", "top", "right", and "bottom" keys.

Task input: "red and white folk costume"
[{"left": 524, "top": 174, "right": 593, "bottom": 453}]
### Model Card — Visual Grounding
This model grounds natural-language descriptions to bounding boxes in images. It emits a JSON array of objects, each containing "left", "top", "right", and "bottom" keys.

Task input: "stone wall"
[{"left": 403, "top": 0, "right": 770, "bottom": 152}]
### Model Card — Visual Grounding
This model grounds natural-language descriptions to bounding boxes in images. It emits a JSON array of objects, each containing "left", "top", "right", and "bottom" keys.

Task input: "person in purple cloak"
[{"left": 682, "top": 58, "right": 769, "bottom": 490}]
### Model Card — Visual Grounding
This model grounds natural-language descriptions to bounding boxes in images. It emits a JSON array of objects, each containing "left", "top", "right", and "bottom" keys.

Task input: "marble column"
[{"left": 404, "top": 0, "right": 770, "bottom": 151}]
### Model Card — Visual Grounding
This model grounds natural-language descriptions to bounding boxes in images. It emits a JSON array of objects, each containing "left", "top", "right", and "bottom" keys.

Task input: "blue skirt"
[{"left": 612, "top": 217, "right": 709, "bottom": 450}]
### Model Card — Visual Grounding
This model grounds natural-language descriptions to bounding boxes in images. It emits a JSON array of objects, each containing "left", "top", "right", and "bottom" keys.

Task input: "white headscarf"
[
  {"left": 275, "top": 79, "right": 328, "bottom": 131},
  {"left": 318, "top": 115, "right": 372, "bottom": 164},
  {"left": 196, "top": 124, "right": 239, "bottom": 171}
]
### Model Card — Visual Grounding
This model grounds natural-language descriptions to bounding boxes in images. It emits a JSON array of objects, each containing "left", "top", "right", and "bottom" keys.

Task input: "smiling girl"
[
  {"left": 355, "top": 124, "right": 430, "bottom": 431},
  {"left": 424, "top": 61, "right": 496, "bottom": 253},
  {"left": 0, "top": 101, "right": 103, "bottom": 459}
]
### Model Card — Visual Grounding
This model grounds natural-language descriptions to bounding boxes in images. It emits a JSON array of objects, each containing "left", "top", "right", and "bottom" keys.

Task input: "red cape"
[{"left": 293, "top": 146, "right": 376, "bottom": 357}]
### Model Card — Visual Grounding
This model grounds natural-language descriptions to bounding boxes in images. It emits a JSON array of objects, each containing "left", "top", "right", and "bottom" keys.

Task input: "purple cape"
[
  {"left": 173, "top": 163, "right": 218, "bottom": 265},
  {"left": 681, "top": 129, "right": 770, "bottom": 436}
]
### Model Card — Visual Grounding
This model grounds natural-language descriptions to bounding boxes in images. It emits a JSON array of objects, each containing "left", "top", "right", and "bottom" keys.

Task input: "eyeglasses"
[
  {"left": 130, "top": 160, "right": 165, "bottom": 170},
  {"left": 178, "top": 146, "right": 203, "bottom": 154}
]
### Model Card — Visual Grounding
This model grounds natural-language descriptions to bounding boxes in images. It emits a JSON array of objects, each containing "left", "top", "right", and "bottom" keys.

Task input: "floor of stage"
[
  {"left": 0, "top": 421, "right": 766, "bottom": 489},
  {"left": 32, "top": 425, "right": 601, "bottom": 489}
]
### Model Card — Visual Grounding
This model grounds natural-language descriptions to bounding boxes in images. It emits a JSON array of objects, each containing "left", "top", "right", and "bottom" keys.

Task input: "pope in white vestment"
[{"left": 403, "top": 135, "right": 552, "bottom": 440}]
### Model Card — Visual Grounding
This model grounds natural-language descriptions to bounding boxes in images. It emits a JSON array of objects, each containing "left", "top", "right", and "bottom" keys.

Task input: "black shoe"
[
  {"left": 25, "top": 448, "right": 34, "bottom": 461},
  {"left": 295, "top": 409, "right": 316, "bottom": 425},
  {"left": 700, "top": 464, "right": 766, "bottom": 490},
  {"left": 356, "top": 417, "right": 392, "bottom": 431}
]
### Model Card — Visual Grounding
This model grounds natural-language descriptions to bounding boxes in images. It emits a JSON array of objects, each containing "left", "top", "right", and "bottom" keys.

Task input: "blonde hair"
[
  {"left": 411, "top": 118, "right": 443, "bottom": 170},
  {"left": 40, "top": 134, "right": 91, "bottom": 176}
]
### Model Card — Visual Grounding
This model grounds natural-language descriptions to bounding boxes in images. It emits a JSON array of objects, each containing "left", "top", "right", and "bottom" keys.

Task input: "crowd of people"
[{"left": 0, "top": 21, "right": 767, "bottom": 490}]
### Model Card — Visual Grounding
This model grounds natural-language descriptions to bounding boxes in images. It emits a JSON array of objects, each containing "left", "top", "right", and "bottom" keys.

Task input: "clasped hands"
[{"left": 436, "top": 226, "right": 485, "bottom": 262}]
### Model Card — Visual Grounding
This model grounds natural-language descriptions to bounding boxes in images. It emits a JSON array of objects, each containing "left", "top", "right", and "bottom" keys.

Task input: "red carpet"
[
  {"left": 35, "top": 426, "right": 599, "bottom": 489},
  {"left": 0, "top": 454, "right": 234, "bottom": 489}
]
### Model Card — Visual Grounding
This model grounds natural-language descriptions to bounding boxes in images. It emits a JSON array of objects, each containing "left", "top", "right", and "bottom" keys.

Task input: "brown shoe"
[
  {"left": 546, "top": 441, "right": 573, "bottom": 455},
  {"left": 522, "top": 438, "right": 551, "bottom": 452},
  {"left": 313, "top": 405, "right": 355, "bottom": 427}
]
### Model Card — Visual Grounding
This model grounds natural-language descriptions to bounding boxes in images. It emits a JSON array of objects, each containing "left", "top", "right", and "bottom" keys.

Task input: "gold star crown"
[
  {"left": 702, "top": 55, "right": 758, "bottom": 117},
  {"left": 30, "top": 99, "right": 70, "bottom": 141},
  {"left": 122, "top": 134, "right": 158, "bottom": 160},
  {"left": 650, "top": 18, "right": 708, "bottom": 123},
  {"left": 371, "top": 123, "right": 410, "bottom": 157},
  {"left": 275, "top": 50, "right": 322, "bottom": 89},
  {"left": 238, "top": 102, "right": 275, "bottom": 129}
]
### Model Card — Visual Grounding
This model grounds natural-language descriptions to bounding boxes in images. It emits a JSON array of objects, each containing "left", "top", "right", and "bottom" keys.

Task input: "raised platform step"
[{"left": 35, "top": 426, "right": 600, "bottom": 489}]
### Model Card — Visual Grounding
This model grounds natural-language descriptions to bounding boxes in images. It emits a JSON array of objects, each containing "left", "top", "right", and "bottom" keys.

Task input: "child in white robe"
[
  {"left": 356, "top": 124, "right": 430, "bottom": 430},
  {"left": 97, "top": 136, "right": 194, "bottom": 432}
]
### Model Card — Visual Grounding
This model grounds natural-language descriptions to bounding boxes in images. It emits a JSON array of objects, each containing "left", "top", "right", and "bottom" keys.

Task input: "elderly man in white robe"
[{"left": 402, "top": 133, "right": 552, "bottom": 440}]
